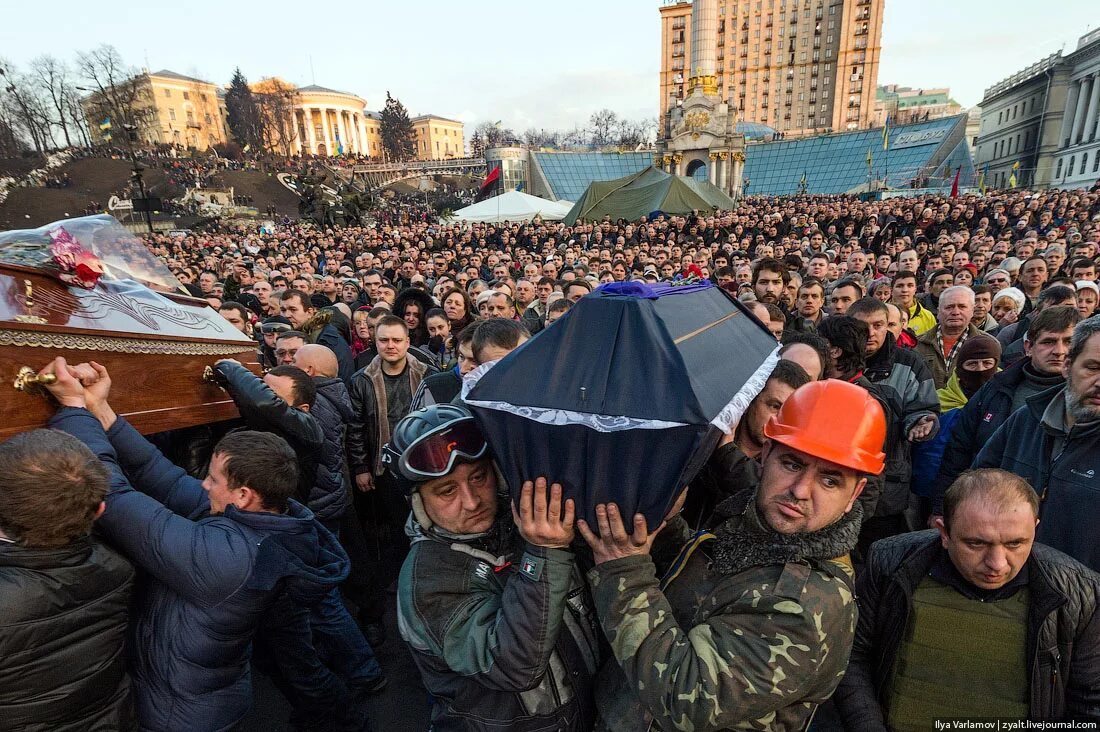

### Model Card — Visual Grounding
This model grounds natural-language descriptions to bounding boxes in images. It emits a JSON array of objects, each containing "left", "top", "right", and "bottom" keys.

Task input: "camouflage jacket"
[{"left": 589, "top": 491, "right": 862, "bottom": 731}]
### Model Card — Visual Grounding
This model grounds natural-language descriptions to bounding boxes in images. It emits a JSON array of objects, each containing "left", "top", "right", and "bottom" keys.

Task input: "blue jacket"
[
  {"left": 910, "top": 407, "right": 962, "bottom": 498},
  {"left": 975, "top": 385, "right": 1100, "bottom": 574},
  {"left": 50, "top": 408, "right": 349, "bottom": 732}
]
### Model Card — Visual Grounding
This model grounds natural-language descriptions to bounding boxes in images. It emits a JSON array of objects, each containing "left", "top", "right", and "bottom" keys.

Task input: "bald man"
[{"left": 294, "top": 343, "right": 340, "bottom": 379}]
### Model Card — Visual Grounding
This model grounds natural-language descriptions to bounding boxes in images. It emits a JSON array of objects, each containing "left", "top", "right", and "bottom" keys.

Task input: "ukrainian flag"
[
  {"left": 882, "top": 115, "right": 890, "bottom": 150},
  {"left": 1008, "top": 160, "right": 1020, "bottom": 189},
  {"left": 99, "top": 117, "right": 111, "bottom": 131},
  {"left": 335, "top": 132, "right": 344, "bottom": 156}
]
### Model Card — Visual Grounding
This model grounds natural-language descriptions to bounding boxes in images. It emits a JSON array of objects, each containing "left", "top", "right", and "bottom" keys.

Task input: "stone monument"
[{"left": 656, "top": 0, "right": 747, "bottom": 198}]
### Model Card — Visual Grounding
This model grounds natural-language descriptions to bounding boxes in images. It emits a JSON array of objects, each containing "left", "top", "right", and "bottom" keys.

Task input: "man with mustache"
[
  {"left": 975, "top": 315, "right": 1100, "bottom": 573},
  {"left": 581, "top": 380, "right": 886, "bottom": 730}
]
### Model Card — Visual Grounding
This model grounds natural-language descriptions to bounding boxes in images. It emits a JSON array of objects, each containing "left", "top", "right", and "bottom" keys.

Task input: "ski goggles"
[{"left": 392, "top": 417, "right": 489, "bottom": 481}]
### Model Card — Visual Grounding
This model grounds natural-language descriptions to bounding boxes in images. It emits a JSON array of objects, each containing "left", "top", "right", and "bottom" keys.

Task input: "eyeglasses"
[{"left": 274, "top": 348, "right": 299, "bottom": 359}]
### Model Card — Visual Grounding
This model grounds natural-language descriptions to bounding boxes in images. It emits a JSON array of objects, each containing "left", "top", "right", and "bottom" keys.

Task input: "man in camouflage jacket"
[{"left": 578, "top": 379, "right": 885, "bottom": 731}]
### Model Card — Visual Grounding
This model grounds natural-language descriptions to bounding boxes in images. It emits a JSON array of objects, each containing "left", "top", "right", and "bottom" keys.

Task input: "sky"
[{"left": 1, "top": 0, "right": 1097, "bottom": 137}]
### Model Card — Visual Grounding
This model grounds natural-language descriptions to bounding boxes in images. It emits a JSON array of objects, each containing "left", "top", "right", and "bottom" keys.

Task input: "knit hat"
[
  {"left": 956, "top": 334, "right": 1001, "bottom": 398},
  {"left": 1076, "top": 280, "right": 1099, "bottom": 296},
  {"left": 993, "top": 286, "right": 1026, "bottom": 312}
]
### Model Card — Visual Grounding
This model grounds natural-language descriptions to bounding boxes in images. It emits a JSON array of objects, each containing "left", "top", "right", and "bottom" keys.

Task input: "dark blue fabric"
[
  {"left": 316, "top": 323, "right": 355, "bottom": 384},
  {"left": 595, "top": 280, "right": 715, "bottom": 299},
  {"left": 49, "top": 408, "right": 349, "bottom": 732},
  {"left": 309, "top": 377, "right": 354, "bottom": 522},
  {"left": 467, "top": 285, "right": 774, "bottom": 529}
]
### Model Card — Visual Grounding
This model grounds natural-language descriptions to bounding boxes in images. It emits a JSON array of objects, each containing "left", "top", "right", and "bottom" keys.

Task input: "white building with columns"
[
  {"left": 1052, "top": 30, "right": 1100, "bottom": 188},
  {"left": 976, "top": 30, "right": 1100, "bottom": 189},
  {"left": 291, "top": 84, "right": 375, "bottom": 157}
]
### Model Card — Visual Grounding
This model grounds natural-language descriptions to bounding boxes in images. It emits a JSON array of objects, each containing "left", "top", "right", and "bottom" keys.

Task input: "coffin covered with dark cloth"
[
  {"left": 0, "top": 215, "right": 259, "bottom": 440},
  {"left": 463, "top": 280, "right": 779, "bottom": 529}
]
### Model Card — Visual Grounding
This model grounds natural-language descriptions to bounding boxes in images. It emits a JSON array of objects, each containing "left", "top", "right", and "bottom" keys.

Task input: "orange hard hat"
[{"left": 763, "top": 379, "right": 886, "bottom": 475}]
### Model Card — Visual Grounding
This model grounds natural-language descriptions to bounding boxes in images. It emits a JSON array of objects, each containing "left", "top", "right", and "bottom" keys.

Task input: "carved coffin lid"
[
  {"left": 0, "top": 215, "right": 257, "bottom": 438},
  {"left": 0, "top": 269, "right": 253, "bottom": 348}
]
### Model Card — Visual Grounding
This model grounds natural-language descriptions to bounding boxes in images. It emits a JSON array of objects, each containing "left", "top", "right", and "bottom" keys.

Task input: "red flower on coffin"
[{"left": 48, "top": 226, "right": 104, "bottom": 289}]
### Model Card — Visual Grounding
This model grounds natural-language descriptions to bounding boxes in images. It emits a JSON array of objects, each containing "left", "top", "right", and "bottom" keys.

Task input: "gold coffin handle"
[{"left": 14, "top": 366, "right": 57, "bottom": 393}]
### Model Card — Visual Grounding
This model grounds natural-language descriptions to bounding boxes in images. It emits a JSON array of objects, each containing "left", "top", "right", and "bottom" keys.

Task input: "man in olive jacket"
[{"left": 834, "top": 469, "right": 1100, "bottom": 727}]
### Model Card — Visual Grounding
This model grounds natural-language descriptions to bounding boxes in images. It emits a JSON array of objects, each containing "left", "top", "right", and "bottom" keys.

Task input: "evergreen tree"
[
  {"left": 380, "top": 91, "right": 415, "bottom": 162},
  {"left": 224, "top": 68, "right": 261, "bottom": 151},
  {"left": 469, "top": 130, "right": 485, "bottom": 157}
]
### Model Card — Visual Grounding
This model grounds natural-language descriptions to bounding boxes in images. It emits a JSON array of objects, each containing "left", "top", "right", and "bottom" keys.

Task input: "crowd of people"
[{"left": 4, "top": 180, "right": 1100, "bottom": 731}]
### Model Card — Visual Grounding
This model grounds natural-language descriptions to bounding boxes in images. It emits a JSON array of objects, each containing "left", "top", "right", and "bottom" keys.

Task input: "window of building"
[
  {"left": 183, "top": 91, "right": 189, "bottom": 100},
  {"left": 997, "top": 111, "right": 1002, "bottom": 124},
  {"left": 164, "top": 89, "right": 171, "bottom": 98},
  {"left": 1093, "top": 154, "right": 1100, "bottom": 173},
  {"left": 186, "top": 110, "right": 194, "bottom": 124},
  {"left": 1082, "top": 153, "right": 1088, "bottom": 175},
  {"left": 168, "top": 109, "right": 176, "bottom": 121},
  {"left": 1067, "top": 155, "right": 1075, "bottom": 177}
]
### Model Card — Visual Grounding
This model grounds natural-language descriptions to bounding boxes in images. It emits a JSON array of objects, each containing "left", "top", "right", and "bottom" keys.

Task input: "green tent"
[{"left": 562, "top": 166, "right": 735, "bottom": 225}]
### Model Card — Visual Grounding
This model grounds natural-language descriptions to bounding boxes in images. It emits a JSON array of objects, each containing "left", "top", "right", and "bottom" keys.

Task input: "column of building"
[
  {"left": 1070, "top": 75, "right": 1094, "bottom": 146},
  {"left": 304, "top": 108, "right": 318, "bottom": 155},
  {"left": 1081, "top": 73, "right": 1100, "bottom": 144}
]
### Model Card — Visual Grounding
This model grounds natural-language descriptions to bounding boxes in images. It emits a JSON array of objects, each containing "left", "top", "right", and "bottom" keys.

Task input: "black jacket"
[
  {"left": 935, "top": 359, "right": 1037, "bottom": 510},
  {"left": 0, "top": 536, "right": 136, "bottom": 731},
  {"left": 975, "top": 384, "right": 1100, "bottom": 573},
  {"left": 215, "top": 361, "right": 324, "bottom": 504},
  {"left": 834, "top": 531, "right": 1100, "bottom": 726},
  {"left": 315, "top": 323, "right": 355, "bottom": 384},
  {"left": 309, "top": 376, "right": 354, "bottom": 523},
  {"left": 863, "top": 334, "right": 940, "bottom": 516}
]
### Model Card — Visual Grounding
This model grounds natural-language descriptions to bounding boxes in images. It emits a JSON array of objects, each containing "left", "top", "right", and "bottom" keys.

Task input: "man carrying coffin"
[{"left": 580, "top": 379, "right": 886, "bottom": 731}]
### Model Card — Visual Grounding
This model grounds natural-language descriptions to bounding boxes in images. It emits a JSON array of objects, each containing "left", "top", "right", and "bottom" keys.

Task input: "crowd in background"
[{"left": 4, "top": 180, "right": 1100, "bottom": 731}]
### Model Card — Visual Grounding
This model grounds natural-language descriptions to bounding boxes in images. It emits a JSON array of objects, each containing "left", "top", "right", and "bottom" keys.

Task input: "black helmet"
[{"left": 381, "top": 404, "right": 489, "bottom": 495}]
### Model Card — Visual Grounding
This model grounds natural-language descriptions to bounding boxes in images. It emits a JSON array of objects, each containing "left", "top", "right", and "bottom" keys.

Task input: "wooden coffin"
[{"left": 0, "top": 216, "right": 259, "bottom": 440}]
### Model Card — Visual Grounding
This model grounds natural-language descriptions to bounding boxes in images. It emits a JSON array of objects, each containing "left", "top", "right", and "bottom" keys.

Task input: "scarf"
[
  {"left": 709, "top": 489, "right": 863, "bottom": 577},
  {"left": 935, "top": 326, "right": 971, "bottom": 374},
  {"left": 366, "top": 355, "right": 428, "bottom": 474}
]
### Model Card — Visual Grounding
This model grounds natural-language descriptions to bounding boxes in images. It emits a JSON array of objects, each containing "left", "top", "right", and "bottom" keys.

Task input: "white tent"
[{"left": 445, "top": 190, "right": 574, "bottom": 223}]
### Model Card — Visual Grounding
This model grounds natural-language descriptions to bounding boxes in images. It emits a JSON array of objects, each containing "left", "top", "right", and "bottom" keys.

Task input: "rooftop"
[
  {"left": 982, "top": 52, "right": 1062, "bottom": 102},
  {"left": 297, "top": 83, "right": 360, "bottom": 97},
  {"left": 149, "top": 69, "right": 213, "bottom": 85},
  {"left": 411, "top": 114, "right": 464, "bottom": 124}
]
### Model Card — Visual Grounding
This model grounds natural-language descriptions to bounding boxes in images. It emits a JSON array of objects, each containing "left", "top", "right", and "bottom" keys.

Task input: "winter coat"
[
  {"left": 315, "top": 323, "right": 355, "bottom": 383},
  {"left": 862, "top": 334, "right": 940, "bottom": 515},
  {"left": 933, "top": 358, "right": 1043, "bottom": 510},
  {"left": 976, "top": 384, "right": 1100, "bottom": 572},
  {"left": 915, "top": 323, "right": 982, "bottom": 390},
  {"left": 590, "top": 490, "right": 862, "bottom": 731},
  {"left": 397, "top": 503, "right": 599, "bottom": 732},
  {"left": 833, "top": 531, "right": 1100, "bottom": 726},
  {"left": 309, "top": 376, "right": 355, "bottom": 523},
  {"left": 0, "top": 535, "right": 136, "bottom": 731},
  {"left": 50, "top": 408, "right": 349, "bottom": 732},
  {"left": 347, "top": 355, "right": 435, "bottom": 477},
  {"left": 214, "top": 361, "right": 323, "bottom": 506}
]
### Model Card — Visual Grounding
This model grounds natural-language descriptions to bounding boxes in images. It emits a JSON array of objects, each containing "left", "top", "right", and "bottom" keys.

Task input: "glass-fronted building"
[
  {"left": 741, "top": 114, "right": 973, "bottom": 195},
  {"left": 484, "top": 116, "right": 972, "bottom": 203}
]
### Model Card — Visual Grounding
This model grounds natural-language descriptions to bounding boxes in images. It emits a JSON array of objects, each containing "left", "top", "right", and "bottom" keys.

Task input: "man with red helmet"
[{"left": 579, "top": 379, "right": 886, "bottom": 731}]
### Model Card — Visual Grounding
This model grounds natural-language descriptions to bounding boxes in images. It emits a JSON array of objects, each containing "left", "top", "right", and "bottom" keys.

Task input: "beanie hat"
[
  {"left": 993, "top": 286, "right": 1026, "bottom": 312},
  {"left": 956, "top": 334, "right": 1002, "bottom": 398}
]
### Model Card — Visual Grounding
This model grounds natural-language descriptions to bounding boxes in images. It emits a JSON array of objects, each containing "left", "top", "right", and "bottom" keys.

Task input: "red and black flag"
[{"left": 475, "top": 164, "right": 501, "bottom": 202}]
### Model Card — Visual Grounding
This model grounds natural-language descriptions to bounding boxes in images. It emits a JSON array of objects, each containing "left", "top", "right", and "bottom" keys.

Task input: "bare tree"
[
  {"left": 253, "top": 79, "right": 300, "bottom": 158},
  {"left": 0, "top": 59, "right": 53, "bottom": 152},
  {"left": 586, "top": 109, "right": 619, "bottom": 148},
  {"left": 522, "top": 127, "right": 560, "bottom": 148},
  {"left": 472, "top": 121, "right": 518, "bottom": 147},
  {"left": 65, "top": 90, "right": 90, "bottom": 146},
  {"left": 75, "top": 45, "right": 155, "bottom": 148},
  {"left": 30, "top": 55, "right": 75, "bottom": 148}
]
